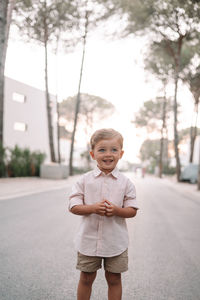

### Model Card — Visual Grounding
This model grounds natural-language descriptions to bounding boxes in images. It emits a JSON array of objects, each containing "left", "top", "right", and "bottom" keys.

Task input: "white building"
[{"left": 4, "top": 77, "right": 58, "bottom": 162}]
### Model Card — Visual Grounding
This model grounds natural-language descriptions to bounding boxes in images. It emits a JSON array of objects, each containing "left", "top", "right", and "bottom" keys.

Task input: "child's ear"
[
  {"left": 120, "top": 150, "right": 124, "bottom": 159},
  {"left": 90, "top": 151, "right": 95, "bottom": 160}
]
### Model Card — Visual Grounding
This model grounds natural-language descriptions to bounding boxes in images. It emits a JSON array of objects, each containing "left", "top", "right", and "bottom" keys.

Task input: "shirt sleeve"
[
  {"left": 123, "top": 179, "right": 139, "bottom": 209},
  {"left": 68, "top": 175, "right": 84, "bottom": 210}
]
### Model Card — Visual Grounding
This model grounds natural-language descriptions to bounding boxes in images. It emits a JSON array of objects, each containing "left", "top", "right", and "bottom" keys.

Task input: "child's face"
[{"left": 90, "top": 137, "right": 124, "bottom": 174}]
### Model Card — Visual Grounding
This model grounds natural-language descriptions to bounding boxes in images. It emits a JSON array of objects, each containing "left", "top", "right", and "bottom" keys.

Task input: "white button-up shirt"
[{"left": 69, "top": 167, "right": 138, "bottom": 257}]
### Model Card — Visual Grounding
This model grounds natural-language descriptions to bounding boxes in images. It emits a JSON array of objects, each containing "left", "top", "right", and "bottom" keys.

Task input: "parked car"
[{"left": 180, "top": 164, "right": 198, "bottom": 184}]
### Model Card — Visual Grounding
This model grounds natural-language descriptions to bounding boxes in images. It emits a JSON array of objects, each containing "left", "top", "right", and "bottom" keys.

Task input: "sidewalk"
[
  {"left": 0, "top": 175, "right": 80, "bottom": 201},
  {"left": 161, "top": 175, "right": 200, "bottom": 202}
]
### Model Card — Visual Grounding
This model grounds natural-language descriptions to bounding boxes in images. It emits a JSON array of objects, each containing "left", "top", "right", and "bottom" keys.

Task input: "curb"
[{"left": 0, "top": 175, "right": 80, "bottom": 201}]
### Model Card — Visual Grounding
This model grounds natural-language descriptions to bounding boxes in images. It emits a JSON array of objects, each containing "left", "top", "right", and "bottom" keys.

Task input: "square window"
[
  {"left": 12, "top": 92, "right": 26, "bottom": 103},
  {"left": 14, "top": 122, "right": 27, "bottom": 132}
]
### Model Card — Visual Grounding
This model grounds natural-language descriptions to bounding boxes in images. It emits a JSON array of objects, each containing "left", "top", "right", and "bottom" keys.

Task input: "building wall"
[{"left": 4, "top": 77, "right": 57, "bottom": 162}]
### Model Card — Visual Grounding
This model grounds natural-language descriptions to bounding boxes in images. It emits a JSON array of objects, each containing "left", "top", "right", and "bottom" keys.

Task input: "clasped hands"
[{"left": 93, "top": 199, "right": 118, "bottom": 217}]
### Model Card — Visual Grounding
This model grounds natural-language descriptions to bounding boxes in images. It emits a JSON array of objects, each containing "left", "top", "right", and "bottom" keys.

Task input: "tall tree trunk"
[
  {"left": 173, "top": 69, "right": 181, "bottom": 181},
  {"left": 159, "top": 134, "right": 164, "bottom": 178},
  {"left": 159, "top": 93, "right": 167, "bottom": 178},
  {"left": 189, "top": 102, "right": 199, "bottom": 163},
  {"left": 172, "top": 35, "right": 184, "bottom": 182},
  {"left": 6, "top": 0, "right": 16, "bottom": 41},
  {"left": 165, "top": 34, "right": 183, "bottom": 181},
  {"left": 69, "top": 11, "right": 89, "bottom": 176},
  {"left": 44, "top": 34, "right": 56, "bottom": 162},
  {"left": 0, "top": 0, "right": 9, "bottom": 145},
  {"left": 84, "top": 115, "right": 92, "bottom": 170},
  {"left": 55, "top": 34, "right": 61, "bottom": 164},
  {"left": 56, "top": 99, "right": 61, "bottom": 163},
  {"left": 189, "top": 127, "right": 195, "bottom": 163},
  {"left": 198, "top": 137, "right": 200, "bottom": 191},
  {"left": 0, "top": 0, "right": 16, "bottom": 145},
  {"left": 165, "top": 126, "right": 170, "bottom": 169}
]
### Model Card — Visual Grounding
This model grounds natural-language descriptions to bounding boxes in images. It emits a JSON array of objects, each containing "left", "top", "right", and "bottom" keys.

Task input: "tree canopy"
[{"left": 59, "top": 93, "right": 115, "bottom": 131}]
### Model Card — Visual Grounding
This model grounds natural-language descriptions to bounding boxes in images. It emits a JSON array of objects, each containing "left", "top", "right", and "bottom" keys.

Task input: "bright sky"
[{"left": 5, "top": 26, "right": 195, "bottom": 163}]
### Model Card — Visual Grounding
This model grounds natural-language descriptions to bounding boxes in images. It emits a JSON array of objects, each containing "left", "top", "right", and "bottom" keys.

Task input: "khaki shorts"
[{"left": 76, "top": 249, "right": 128, "bottom": 273}]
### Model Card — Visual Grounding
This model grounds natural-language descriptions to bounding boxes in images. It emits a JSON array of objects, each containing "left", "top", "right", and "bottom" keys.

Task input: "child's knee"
[
  {"left": 105, "top": 271, "right": 121, "bottom": 286},
  {"left": 80, "top": 271, "right": 97, "bottom": 286}
]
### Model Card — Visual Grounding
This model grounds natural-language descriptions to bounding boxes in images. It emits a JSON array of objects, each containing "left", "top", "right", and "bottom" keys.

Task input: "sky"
[{"left": 5, "top": 26, "right": 195, "bottom": 164}]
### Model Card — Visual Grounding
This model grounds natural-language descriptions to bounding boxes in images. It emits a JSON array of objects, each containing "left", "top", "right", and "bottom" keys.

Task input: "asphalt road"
[{"left": 0, "top": 175, "right": 200, "bottom": 300}]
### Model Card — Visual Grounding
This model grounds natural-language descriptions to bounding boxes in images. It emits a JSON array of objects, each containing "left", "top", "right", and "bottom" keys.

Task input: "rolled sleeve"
[
  {"left": 68, "top": 177, "right": 84, "bottom": 210},
  {"left": 123, "top": 179, "right": 139, "bottom": 209}
]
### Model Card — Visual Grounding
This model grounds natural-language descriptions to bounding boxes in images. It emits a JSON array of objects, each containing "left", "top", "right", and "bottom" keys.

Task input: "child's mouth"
[{"left": 103, "top": 159, "right": 113, "bottom": 164}]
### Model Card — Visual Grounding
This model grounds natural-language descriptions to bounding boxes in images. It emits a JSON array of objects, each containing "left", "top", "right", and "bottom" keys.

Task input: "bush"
[
  {"left": 162, "top": 165, "right": 176, "bottom": 175},
  {"left": 72, "top": 166, "right": 92, "bottom": 174},
  {"left": 7, "top": 145, "right": 46, "bottom": 177},
  {"left": 31, "top": 151, "right": 46, "bottom": 176},
  {"left": 0, "top": 142, "right": 7, "bottom": 177}
]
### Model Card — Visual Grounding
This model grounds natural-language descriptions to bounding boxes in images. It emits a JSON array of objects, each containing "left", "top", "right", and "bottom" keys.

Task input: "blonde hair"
[{"left": 90, "top": 128, "right": 123, "bottom": 150}]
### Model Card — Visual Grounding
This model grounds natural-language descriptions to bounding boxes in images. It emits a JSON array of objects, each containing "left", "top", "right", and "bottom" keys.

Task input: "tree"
[
  {"left": 112, "top": 0, "right": 200, "bottom": 181},
  {"left": 60, "top": 93, "right": 115, "bottom": 131},
  {"left": 198, "top": 139, "right": 200, "bottom": 190},
  {"left": 139, "top": 138, "right": 170, "bottom": 174},
  {"left": 60, "top": 93, "right": 115, "bottom": 170},
  {"left": 144, "top": 43, "right": 173, "bottom": 178},
  {"left": 14, "top": 0, "right": 78, "bottom": 162},
  {"left": 179, "top": 127, "right": 200, "bottom": 142},
  {"left": 12, "top": 0, "right": 117, "bottom": 168},
  {"left": 181, "top": 63, "right": 200, "bottom": 163},
  {"left": 155, "top": 38, "right": 198, "bottom": 180},
  {"left": 69, "top": 7, "right": 89, "bottom": 175},
  {"left": 67, "top": 0, "right": 117, "bottom": 175},
  {"left": 0, "top": 0, "right": 16, "bottom": 145},
  {"left": 133, "top": 96, "right": 172, "bottom": 177},
  {"left": 144, "top": 39, "right": 194, "bottom": 177}
]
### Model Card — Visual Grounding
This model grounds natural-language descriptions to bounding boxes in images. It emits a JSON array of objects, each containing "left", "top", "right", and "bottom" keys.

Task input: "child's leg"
[
  {"left": 77, "top": 271, "right": 97, "bottom": 300},
  {"left": 105, "top": 271, "right": 122, "bottom": 300}
]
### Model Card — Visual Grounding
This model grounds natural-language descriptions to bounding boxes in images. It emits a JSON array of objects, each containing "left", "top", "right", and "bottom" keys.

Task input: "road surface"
[{"left": 0, "top": 175, "right": 200, "bottom": 300}]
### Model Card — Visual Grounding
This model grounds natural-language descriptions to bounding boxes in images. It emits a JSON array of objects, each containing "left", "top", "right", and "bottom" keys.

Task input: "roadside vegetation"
[{"left": 0, "top": 143, "right": 45, "bottom": 177}]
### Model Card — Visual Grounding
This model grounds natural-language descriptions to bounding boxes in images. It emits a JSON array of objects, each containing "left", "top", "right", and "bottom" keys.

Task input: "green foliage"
[
  {"left": 120, "top": 0, "right": 155, "bottom": 35},
  {"left": 162, "top": 165, "right": 176, "bottom": 175},
  {"left": 7, "top": 145, "right": 46, "bottom": 177},
  {"left": 31, "top": 151, "right": 46, "bottom": 176},
  {"left": 117, "top": 0, "right": 200, "bottom": 80},
  {"left": 59, "top": 125, "right": 71, "bottom": 139},
  {"left": 179, "top": 127, "right": 200, "bottom": 141},
  {"left": 72, "top": 166, "right": 92, "bottom": 174},
  {"left": 140, "top": 139, "right": 161, "bottom": 162},
  {"left": 60, "top": 93, "right": 114, "bottom": 119},
  {"left": 140, "top": 138, "right": 169, "bottom": 173},
  {"left": 0, "top": 142, "right": 7, "bottom": 177},
  {"left": 14, "top": 0, "right": 79, "bottom": 49},
  {"left": 133, "top": 97, "right": 172, "bottom": 132},
  {"left": 182, "top": 63, "right": 200, "bottom": 104},
  {"left": 59, "top": 93, "right": 115, "bottom": 131},
  {"left": 7, "top": 146, "right": 31, "bottom": 177},
  {"left": 14, "top": 0, "right": 118, "bottom": 51}
]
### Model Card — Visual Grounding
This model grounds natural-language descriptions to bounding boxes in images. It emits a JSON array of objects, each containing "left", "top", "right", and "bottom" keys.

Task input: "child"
[{"left": 69, "top": 128, "right": 138, "bottom": 300}]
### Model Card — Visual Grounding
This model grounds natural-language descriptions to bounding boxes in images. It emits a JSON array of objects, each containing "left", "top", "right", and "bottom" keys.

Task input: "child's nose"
[{"left": 105, "top": 150, "right": 112, "bottom": 155}]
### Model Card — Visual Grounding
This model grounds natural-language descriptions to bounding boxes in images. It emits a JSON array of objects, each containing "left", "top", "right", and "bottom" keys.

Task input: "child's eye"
[
  {"left": 98, "top": 148, "right": 105, "bottom": 152},
  {"left": 112, "top": 148, "right": 118, "bottom": 152}
]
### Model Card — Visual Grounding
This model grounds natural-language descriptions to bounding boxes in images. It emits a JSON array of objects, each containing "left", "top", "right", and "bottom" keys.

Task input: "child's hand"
[
  {"left": 104, "top": 200, "right": 118, "bottom": 217},
  {"left": 93, "top": 200, "right": 107, "bottom": 216}
]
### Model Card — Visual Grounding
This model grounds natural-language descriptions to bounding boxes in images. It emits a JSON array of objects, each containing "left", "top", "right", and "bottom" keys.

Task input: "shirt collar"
[{"left": 93, "top": 166, "right": 119, "bottom": 179}]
